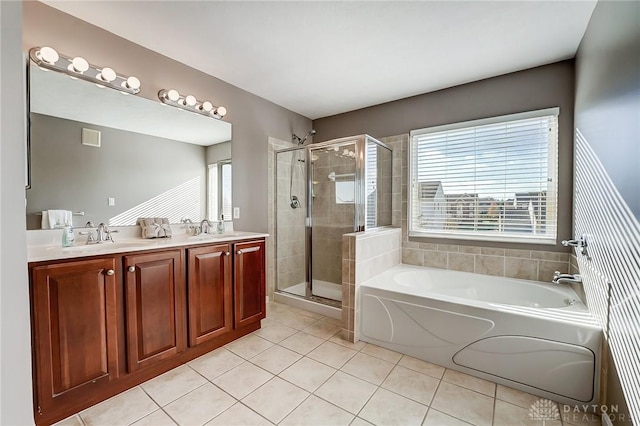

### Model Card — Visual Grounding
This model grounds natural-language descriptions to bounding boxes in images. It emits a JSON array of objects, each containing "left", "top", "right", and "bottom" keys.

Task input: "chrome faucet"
[
  {"left": 181, "top": 218, "right": 196, "bottom": 235},
  {"left": 552, "top": 271, "right": 582, "bottom": 285},
  {"left": 92, "top": 223, "right": 117, "bottom": 243},
  {"left": 200, "top": 219, "right": 212, "bottom": 235},
  {"left": 562, "top": 234, "right": 591, "bottom": 260}
]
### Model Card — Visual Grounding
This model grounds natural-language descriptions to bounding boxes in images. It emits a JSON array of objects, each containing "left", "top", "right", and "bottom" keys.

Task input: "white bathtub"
[{"left": 359, "top": 264, "right": 602, "bottom": 406}]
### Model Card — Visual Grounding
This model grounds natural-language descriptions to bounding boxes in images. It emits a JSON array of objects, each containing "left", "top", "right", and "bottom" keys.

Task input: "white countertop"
[{"left": 28, "top": 231, "right": 269, "bottom": 263}]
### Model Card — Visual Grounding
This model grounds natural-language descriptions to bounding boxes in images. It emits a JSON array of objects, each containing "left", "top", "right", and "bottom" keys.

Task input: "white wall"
[{"left": 0, "top": 1, "right": 35, "bottom": 424}]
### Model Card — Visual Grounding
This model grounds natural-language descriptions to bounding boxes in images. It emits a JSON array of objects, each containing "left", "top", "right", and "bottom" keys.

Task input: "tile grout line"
[
  {"left": 185, "top": 359, "right": 276, "bottom": 425},
  {"left": 135, "top": 385, "right": 177, "bottom": 426}
]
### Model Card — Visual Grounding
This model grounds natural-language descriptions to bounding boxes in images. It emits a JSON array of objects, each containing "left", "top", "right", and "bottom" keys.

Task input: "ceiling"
[{"left": 43, "top": 1, "right": 597, "bottom": 120}]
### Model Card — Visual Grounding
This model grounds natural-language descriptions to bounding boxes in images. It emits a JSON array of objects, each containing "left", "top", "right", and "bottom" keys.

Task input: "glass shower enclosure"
[{"left": 275, "top": 135, "right": 392, "bottom": 306}]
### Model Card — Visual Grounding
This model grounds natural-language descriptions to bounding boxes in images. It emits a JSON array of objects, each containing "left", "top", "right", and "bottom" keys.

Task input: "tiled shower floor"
[{"left": 55, "top": 302, "right": 601, "bottom": 426}]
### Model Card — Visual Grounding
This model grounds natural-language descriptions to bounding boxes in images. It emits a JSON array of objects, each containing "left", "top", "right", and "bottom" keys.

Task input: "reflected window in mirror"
[{"left": 208, "top": 161, "right": 232, "bottom": 221}]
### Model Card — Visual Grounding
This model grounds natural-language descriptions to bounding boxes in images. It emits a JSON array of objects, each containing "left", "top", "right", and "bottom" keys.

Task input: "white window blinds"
[
  {"left": 409, "top": 108, "right": 559, "bottom": 244},
  {"left": 221, "top": 162, "right": 232, "bottom": 220}
]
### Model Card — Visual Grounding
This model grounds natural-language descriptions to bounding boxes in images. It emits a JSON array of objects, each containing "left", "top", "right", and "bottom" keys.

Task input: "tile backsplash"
[{"left": 402, "top": 241, "right": 570, "bottom": 283}]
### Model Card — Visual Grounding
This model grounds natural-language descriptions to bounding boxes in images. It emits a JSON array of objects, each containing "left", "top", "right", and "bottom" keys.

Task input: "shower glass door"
[
  {"left": 275, "top": 147, "right": 308, "bottom": 298},
  {"left": 308, "top": 140, "right": 359, "bottom": 302}
]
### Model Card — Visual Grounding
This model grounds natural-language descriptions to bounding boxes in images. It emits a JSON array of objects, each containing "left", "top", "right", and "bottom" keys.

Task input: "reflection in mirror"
[
  {"left": 27, "top": 63, "right": 232, "bottom": 230},
  {"left": 208, "top": 161, "right": 232, "bottom": 222}
]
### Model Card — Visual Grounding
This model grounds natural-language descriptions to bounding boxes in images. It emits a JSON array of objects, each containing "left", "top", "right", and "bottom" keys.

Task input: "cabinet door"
[
  {"left": 32, "top": 258, "right": 120, "bottom": 413},
  {"left": 124, "top": 250, "right": 185, "bottom": 372},
  {"left": 187, "top": 244, "right": 232, "bottom": 346},
  {"left": 234, "top": 240, "right": 266, "bottom": 328}
]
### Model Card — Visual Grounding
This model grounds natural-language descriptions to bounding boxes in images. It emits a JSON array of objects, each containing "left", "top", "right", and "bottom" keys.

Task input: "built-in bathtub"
[{"left": 359, "top": 264, "right": 602, "bottom": 406}]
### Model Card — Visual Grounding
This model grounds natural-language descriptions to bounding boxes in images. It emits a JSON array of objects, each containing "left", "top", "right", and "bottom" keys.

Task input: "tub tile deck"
[{"left": 57, "top": 302, "right": 601, "bottom": 426}]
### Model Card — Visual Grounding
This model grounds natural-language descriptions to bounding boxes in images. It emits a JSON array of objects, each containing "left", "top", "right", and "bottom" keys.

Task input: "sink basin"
[{"left": 61, "top": 241, "right": 150, "bottom": 253}]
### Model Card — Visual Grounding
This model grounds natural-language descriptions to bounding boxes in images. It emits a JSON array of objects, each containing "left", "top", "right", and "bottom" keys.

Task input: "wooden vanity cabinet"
[
  {"left": 233, "top": 240, "right": 266, "bottom": 328},
  {"left": 30, "top": 238, "right": 266, "bottom": 425},
  {"left": 31, "top": 257, "right": 121, "bottom": 416},
  {"left": 123, "top": 250, "right": 186, "bottom": 372},
  {"left": 187, "top": 244, "right": 233, "bottom": 346}
]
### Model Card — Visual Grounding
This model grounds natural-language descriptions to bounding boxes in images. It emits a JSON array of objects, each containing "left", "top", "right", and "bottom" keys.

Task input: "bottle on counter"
[
  {"left": 61, "top": 222, "right": 75, "bottom": 247},
  {"left": 216, "top": 215, "right": 225, "bottom": 234}
]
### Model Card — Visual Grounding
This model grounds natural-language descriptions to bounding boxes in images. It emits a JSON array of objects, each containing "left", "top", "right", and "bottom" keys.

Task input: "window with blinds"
[
  {"left": 409, "top": 108, "right": 559, "bottom": 244},
  {"left": 208, "top": 161, "right": 232, "bottom": 221}
]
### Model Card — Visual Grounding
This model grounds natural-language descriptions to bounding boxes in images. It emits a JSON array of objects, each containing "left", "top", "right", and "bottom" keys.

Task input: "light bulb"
[
  {"left": 167, "top": 89, "right": 180, "bottom": 102},
  {"left": 68, "top": 56, "right": 89, "bottom": 73},
  {"left": 185, "top": 95, "right": 197, "bottom": 107},
  {"left": 122, "top": 76, "right": 140, "bottom": 90},
  {"left": 38, "top": 46, "right": 59, "bottom": 65},
  {"left": 97, "top": 67, "right": 116, "bottom": 82},
  {"left": 215, "top": 106, "right": 227, "bottom": 117},
  {"left": 201, "top": 101, "right": 213, "bottom": 112}
]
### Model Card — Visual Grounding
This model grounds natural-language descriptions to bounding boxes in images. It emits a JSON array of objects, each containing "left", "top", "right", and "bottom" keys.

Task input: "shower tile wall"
[
  {"left": 311, "top": 146, "right": 357, "bottom": 285},
  {"left": 380, "top": 134, "right": 571, "bottom": 284}
]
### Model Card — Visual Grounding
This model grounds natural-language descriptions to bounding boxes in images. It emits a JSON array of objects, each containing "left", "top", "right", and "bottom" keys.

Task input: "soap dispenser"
[
  {"left": 61, "top": 222, "right": 76, "bottom": 247},
  {"left": 216, "top": 215, "right": 225, "bottom": 234}
]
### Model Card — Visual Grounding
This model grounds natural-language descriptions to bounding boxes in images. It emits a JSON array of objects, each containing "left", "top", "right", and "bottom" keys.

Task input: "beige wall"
[
  {"left": 574, "top": 1, "right": 640, "bottom": 423},
  {"left": 0, "top": 1, "right": 34, "bottom": 424},
  {"left": 314, "top": 61, "right": 575, "bottom": 253},
  {"left": 23, "top": 2, "right": 312, "bottom": 233}
]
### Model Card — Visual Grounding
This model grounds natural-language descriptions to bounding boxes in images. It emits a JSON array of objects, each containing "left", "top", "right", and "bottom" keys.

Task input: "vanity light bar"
[
  {"left": 29, "top": 46, "right": 141, "bottom": 95},
  {"left": 158, "top": 89, "right": 227, "bottom": 120}
]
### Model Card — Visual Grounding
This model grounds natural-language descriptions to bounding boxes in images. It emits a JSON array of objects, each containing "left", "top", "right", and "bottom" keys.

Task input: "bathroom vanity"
[{"left": 27, "top": 233, "right": 266, "bottom": 425}]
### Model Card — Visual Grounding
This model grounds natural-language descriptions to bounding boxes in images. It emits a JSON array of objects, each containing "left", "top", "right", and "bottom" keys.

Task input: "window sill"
[{"left": 408, "top": 230, "right": 557, "bottom": 246}]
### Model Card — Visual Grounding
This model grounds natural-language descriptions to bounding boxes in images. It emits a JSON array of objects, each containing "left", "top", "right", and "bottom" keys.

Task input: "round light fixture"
[
  {"left": 185, "top": 95, "right": 197, "bottom": 107},
  {"left": 68, "top": 56, "right": 89, "bottom": 73},
  {"left": 97, "top": 67, "right": 117, "bottom": 82},
  {"left": 122, "top": 76, "right": 141, "bottom": 90},
  {"left": 215, "top": 106, "right": 227, "bottom": 117},
  {"left": 167, "top": 89, "right": 180, "bottom": 102},
  {"left": 201, "top": 101, "right": 213, "bottom": 112},
  {"left": 38, "top": 46, "right": 59, "bottom": 65}
]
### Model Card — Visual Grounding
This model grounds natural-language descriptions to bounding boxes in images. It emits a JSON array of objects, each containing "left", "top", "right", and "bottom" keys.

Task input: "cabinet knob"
[
  {"left": 128, "top": 266, "right": 135, "bottom": 273},
  {"left": 236, "top": 250, "right": 242, "bottom": 255},
  {"left": 225, "top": 252, "right": 231, "bottom": 256},
  {"left": 106, "top": 269, "right": 115, "bottom": 276}
]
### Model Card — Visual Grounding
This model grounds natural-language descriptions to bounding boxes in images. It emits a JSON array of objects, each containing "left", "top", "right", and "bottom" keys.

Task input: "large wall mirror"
[{"left": 26, "top": 63, "right": 232, "bottom": 230}]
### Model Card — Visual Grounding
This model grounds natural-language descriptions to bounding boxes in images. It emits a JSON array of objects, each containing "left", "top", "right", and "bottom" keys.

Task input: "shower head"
[{"left": 292, "top": 129, "right": 316, "bottom": 145}]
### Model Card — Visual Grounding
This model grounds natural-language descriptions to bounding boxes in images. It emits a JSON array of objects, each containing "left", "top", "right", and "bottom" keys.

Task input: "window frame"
[
  {"left": 207, "top": 160, "right": 232, "bottom": 222},
  {"left": 408, "top": 107, "right": 559, "bottom": 245}
]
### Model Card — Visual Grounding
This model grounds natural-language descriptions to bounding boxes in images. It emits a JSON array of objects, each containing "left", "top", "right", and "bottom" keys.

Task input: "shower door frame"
[
  {"left": 306, "top": 138, "right": 365, "bottom": 301},
  {"left": 274, "top": 135, "right": 391, "bottom": 303},
  {"left": 274, "top": 145, "right": 311, "bottom": 299}
]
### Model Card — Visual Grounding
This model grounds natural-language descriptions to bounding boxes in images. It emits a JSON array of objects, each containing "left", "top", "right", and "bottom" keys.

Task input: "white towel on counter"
[{"left": 42, "top": 210, "right": 73, "bottom": 229}]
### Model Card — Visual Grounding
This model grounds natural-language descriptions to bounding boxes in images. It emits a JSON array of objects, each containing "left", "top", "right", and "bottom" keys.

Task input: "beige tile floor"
[{"left": 56, "top": 302, "right": 603, "bottom": 426}]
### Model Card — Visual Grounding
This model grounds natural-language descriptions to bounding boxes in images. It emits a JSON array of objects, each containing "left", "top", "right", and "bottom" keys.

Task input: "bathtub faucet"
[{"left": 552, "top": 271, "right": 582, "bottom": 285}]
